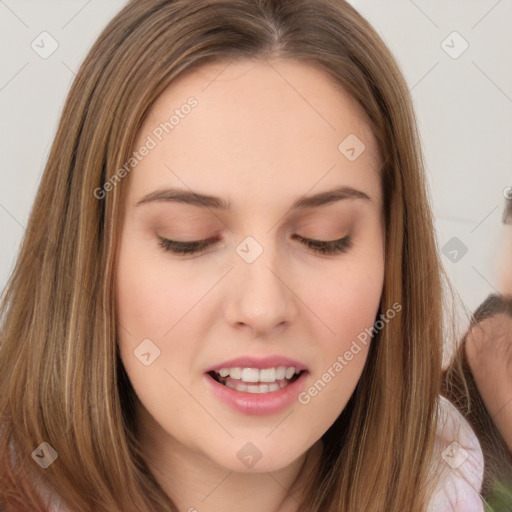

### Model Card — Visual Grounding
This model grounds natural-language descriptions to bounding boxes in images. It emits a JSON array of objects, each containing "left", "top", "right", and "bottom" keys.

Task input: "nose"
[{"left": 224, "top": 241, "right": 299, "bottom": 337}]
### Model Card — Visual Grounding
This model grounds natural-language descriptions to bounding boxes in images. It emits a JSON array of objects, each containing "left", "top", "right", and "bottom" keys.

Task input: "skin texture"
[
  {"left": 115, "top": 58, "right": 385, "bottom": 512},
  {"left": 503, "top": 226, "right": 512, "bottom": 293},
  {"left": 465, "top": 313, "right": 512, "bottom": 453},
  {"left": 496, "top": 222, "right": 512, "bottom": 295}
]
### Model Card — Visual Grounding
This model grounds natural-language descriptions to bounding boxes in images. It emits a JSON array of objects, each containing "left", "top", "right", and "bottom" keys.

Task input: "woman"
[{"left": 0, "top": 1, "right": 485, "bottom": 510}]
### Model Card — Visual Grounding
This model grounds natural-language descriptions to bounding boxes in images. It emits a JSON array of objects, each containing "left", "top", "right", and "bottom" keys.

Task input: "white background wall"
[{"left": 1, "top": 1, "right": 511, "bottom": 339}]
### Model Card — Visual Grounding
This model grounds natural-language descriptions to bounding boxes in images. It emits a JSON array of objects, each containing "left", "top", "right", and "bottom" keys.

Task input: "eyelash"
[{"left": 157, "top": 234, "right": 353, "bottom": 256}]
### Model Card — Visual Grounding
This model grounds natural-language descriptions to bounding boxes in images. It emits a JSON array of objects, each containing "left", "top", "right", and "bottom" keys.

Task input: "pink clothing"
[{"left": 427, "top": 395, "right": 485, "bottom": 511}]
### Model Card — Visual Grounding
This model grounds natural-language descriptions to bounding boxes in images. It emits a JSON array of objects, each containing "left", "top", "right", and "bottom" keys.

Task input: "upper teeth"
[{"left": 215, "top": 366, "right": 300, "bottom": 382}]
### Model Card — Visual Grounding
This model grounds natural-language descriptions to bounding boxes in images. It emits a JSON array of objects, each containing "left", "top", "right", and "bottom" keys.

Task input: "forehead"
[{"left": 128, "top": 57, "right": 381, "bottom": 211}]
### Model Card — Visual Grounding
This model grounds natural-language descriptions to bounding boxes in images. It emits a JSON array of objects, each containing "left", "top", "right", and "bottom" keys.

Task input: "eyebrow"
[{"left": 135, "top": 185, "right": 371, "bottom": 210}]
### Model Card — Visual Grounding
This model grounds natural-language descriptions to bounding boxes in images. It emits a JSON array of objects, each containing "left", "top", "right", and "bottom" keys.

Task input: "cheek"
[
  {"left": 115, "top": 238, "right": 195, "bottom": 337},
  {"left": 114, "top": 240, "right": 195, "bottom": 413},
  {"left": 114, "top": 234, "right": 210, "bottom": 389},
  {"left": 308, "top": 252, "right": 384, "bottom": 343},
  {"left": 300, "top": 249, "right": 384, "bottom": 413}
]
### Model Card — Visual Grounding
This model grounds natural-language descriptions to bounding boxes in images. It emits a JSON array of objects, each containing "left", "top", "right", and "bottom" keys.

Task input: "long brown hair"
[{"left": 1, "top": 1, "right": 450, "bottom": 510}]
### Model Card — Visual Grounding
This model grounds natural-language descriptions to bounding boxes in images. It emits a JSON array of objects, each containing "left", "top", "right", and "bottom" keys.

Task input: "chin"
[{"left": 205, "top": 441, "right": 308, "bottom": 474}]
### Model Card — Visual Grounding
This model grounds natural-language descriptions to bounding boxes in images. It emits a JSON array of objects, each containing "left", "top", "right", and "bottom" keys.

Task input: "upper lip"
[{"left": 205, "top": 356, "right": 309, "bottom": 373}]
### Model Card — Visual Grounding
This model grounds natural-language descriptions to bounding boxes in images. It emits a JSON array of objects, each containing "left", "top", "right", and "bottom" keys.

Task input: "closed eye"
[
  {"left": 290, "top": 234, "right": 352, "bottom": 255},
  {"left": 157, "top": 234, "right": 352, "bottom": 256}
]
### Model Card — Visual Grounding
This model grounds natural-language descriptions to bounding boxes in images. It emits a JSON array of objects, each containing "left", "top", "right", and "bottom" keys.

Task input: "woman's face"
[{"left": 115, "top": 58, "right": 385, "bottom": 474}]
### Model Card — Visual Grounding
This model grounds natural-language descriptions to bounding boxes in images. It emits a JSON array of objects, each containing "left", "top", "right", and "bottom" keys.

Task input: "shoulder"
[{"left": 426, "top": 395, "right": 485, "bottom": 512}]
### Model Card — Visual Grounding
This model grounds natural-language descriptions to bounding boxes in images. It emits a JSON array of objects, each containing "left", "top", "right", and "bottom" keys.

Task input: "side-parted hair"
[{"left": 1, "top": 1, "right": 451, "bottom": 510}]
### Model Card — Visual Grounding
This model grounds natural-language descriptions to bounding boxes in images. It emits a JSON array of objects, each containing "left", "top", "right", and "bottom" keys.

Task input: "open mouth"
[{"left": 207, "top": 369, "right": 305, "bottom": 394}]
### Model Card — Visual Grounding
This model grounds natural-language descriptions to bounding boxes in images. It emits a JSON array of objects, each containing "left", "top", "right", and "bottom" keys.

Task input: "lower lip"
[{"left": 204, "top": 372, "right": 309, "bottom": 415}]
